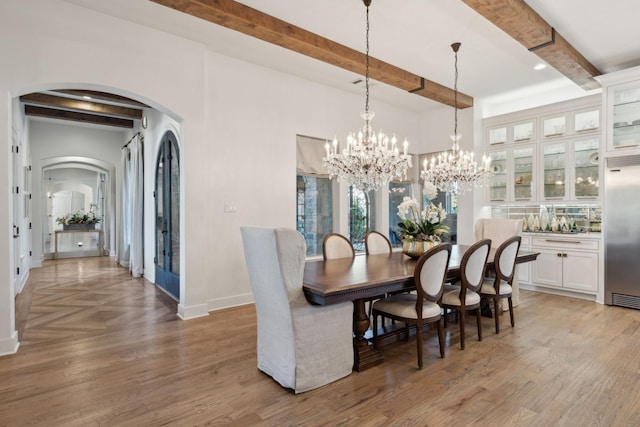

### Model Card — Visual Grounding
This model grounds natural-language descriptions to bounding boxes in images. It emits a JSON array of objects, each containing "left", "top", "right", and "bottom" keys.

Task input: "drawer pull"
[{"left": 545, "top": 239, "right": 581, "bottom": 244}]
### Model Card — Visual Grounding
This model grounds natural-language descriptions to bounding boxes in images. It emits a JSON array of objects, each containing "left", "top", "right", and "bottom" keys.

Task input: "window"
[
  {"left": 296, "top": 175, "right": 333, "bottom": 257},
  {"left": 349, "top": 186, "right": 375, "bottom": 253},
  {"left": 420, "top": 152, "right": 458, "bottom": 244},
  {"left": 296, "top": 135, "right": 334, "bottom": 257},
  {"left": 388, "top": 182, "right": 412, "bottom": 247}
]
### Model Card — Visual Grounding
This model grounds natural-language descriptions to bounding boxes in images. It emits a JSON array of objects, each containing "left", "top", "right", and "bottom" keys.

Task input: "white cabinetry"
[
  {"left": 483, "top": 95, "right": 601, "bottom": 205},
  {"left": 597, "top": 66, "right": 640, "bottom": 154},
  {"left": 530, "top": 236, "right": 599, "bottom": 294}
]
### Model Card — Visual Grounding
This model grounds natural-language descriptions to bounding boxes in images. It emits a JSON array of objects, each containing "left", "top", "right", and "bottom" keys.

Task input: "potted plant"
[
  {"left": 56, "top": 203, "right": 101, "bottom": 230},
  {"left": 396, "top": 184, "right": 449, "bottom": 258}
]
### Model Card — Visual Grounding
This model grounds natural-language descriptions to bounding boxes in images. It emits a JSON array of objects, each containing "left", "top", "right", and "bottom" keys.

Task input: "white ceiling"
[{"left": 64, "top": 0, "right": 640, "bottom": 113}]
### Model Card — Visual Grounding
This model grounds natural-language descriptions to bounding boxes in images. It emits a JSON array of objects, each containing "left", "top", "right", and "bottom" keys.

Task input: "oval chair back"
[
  {"left": 322, "top": 233, "right": 355, "bottom": 260},
  {"left": 365, "top": 231, "right": 392, "bottom": 255}
]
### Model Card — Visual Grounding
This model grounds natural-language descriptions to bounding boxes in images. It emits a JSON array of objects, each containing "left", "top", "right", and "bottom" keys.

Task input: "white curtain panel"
[
  {"left": 118, "top": 147, "right": 131, "bottom": 268},
  {"left": 128, "top": 135, "right": 144, "bottom": 277}
]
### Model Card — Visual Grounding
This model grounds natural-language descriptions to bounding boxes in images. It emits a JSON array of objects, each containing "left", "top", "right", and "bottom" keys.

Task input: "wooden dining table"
[{"left": 303, "top": 244, "right": 539, "bottom": 371}]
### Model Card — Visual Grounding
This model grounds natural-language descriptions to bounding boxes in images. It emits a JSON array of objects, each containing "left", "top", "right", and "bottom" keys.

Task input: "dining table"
[{"left": 303, "top": 244, "right": 539, "bottom": 371}]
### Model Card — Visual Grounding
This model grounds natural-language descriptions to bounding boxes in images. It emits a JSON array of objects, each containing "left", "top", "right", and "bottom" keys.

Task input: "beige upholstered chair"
[
  {"left": 474, "top": 218, "right": 522, "bottom": 307},
  {"left": 441, "top": 239, "right": 491, "bottom": 350},
  {"left": 241, "top": 227, "right": 353, "bottom": 393},
  {"left": 480, "top": 236, "right": 521, "bottom": 334},
  {"left": 365, "top": 231, "right": 392, "bottom": 255},
  {"left": 372, "top": 244, "right": 452, "bottom": 369},
  {"left": 322, "top": 233, "right": 355, "bottom": 260}
]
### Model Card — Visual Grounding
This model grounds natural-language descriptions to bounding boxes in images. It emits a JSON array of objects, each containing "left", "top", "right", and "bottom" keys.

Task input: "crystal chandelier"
[
  {"left": 420, "top": 42, "right": 492, "bottom": 195},
  {"left": 323, "top": 0, "right": 412, "bottom": 193}
]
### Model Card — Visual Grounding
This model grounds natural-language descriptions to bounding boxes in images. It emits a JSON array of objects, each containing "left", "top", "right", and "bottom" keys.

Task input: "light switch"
[{"left": 224, "top": 203, "right": 238, "bottom": 213}]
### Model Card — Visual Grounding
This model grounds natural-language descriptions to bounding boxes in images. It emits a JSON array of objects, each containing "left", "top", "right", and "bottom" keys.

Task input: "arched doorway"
[{"left": 154, "top": 131, "right": 180, "bottom": 299}]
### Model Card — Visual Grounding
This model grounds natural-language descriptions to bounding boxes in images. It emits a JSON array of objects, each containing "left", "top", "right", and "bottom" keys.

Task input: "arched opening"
[
  {"left": 154, "top": 131, "right": 180, "bottom": 300},
  {"left": 8, "top": 84, "right": 185, "bottom": 350}
]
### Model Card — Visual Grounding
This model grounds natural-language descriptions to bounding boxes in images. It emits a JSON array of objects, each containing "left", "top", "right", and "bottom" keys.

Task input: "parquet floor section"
[{"left": 3, "top": 257, "right": 640, "bottom": 426}]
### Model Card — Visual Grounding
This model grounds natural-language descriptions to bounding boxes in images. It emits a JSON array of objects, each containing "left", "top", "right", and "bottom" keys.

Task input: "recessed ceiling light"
[
  {"left": 82, "top": 95, "right": 92, "bottom": 100},
  {"left": 534, "top": 63, "right": 547, "bottom": 71}
]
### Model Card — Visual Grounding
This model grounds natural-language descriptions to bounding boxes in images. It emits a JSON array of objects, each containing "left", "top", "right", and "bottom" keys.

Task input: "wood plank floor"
[{"left": 3, "top": 256, "right": 640, "bottom": 426}]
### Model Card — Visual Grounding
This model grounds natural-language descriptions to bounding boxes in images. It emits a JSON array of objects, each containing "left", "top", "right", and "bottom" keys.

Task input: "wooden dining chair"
[
  {"left": 322, "top": 233, "right": 355, "bottom": 260},
  {"left": 441, "top": 239, "right": 491, "bottom": 350},
  {"left": 365, "top": 231, "right": 392, "bottom": 255},
  {"left": 371, "top": 243, "right": 452, "bottom": 369},
  {"left": 480, "top": 235, "right": 521, "bottom": 334}
]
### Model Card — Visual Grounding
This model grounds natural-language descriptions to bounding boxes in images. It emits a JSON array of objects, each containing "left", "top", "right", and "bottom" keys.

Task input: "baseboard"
[
  {"left": 177, "top": 303, "right": 209, "bottom": 320},
  {"left": 0, "top": 331, "right": 20, "bottom": 357},
  {"left": 520, "top": 283, "right": 597, "bottom": 302},
  {"left": 207, "top": 292, "right": 254, "bottom": 313},
  {"left": 15, "top": 269, "right": 30, "bottom": 296}
]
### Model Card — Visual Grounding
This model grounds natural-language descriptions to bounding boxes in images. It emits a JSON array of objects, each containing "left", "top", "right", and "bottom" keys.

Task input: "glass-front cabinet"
[
  {"left": 483, "top": 94, "right": 601, "bottom": 204},
  {"left": 540, "top": 138, "right": 600, "bottom": 202},
  {"left": 542, "top": 142, "right": 566, "bottom": 200},
  {"left": 513, "top": 146, "right": 535, "bottom": 201},
  {"left": 573, "top": 138, "right": 600, "bottom": 199},
  {"left": 487, "top": 150, "right": 507, "bottom": 202},
  {"left": 610, "top": 83, "right": 640, "bottom": 150}
]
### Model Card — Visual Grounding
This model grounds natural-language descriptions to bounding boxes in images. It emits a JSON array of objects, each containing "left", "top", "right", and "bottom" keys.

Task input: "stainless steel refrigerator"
[{"left": 605, "top": 154, "right": 640, "bottom": 308}]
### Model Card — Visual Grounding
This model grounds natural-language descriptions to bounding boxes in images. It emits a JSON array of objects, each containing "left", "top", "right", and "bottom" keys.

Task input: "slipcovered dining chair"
[
  {"left": 372, "top": 243, "right": 452, "bottom": 369},
  {"left": 241, "top": 227, "right": 354, "bottom": 393},
  {"left": 441, "top": 239, "right": 491, "bottom": 350},
  {"left": 323, "top": 233, "right": 355, "bottom": 260},
  {"left": 475, "top": 218, "right": 522, "bottom": 308},
  {"left": 480, "top": 235, "right": 522, "bottom": 334},
  {"left": 365, "top": 231, "right": 392, "bottom": 255}
]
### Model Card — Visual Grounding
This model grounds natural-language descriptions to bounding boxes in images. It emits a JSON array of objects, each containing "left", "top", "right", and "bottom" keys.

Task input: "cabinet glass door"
[
  {"left": 488, "top": 126, "right": 507, "bottom": 145},
  {"left": 488, "top": 150, "right": 507, "bottom": 202},
  {"left": 573, "top": 138, "right": 599, "bottom": 198},
  {"left": 612, "top": 86, "right": 640, "bottom": 149},
  {"left": 513, "top": 146, "right": 534, "bottom": 201},
  {"left": 513, "top": 121, "right": 534, "bottom": 142},
  {"left": 542, "top": 142, "right": 566, "bottom": 199}
]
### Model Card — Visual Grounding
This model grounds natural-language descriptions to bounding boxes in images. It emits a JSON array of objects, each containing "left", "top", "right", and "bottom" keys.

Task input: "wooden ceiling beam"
[
  {"left": 54, "top": 90, "right": 150, "bottom": 108},
  {"left": 20, "top": 93, "right": 143, "bottom": 119},
  {"left": 149, "top": 0, "right": 473, "bottom": 109},
  {"left": 24, "top": 105, "right": 134, "bottom": 128},
  {"left": 462, "top": 0, "right": 601, "bottom": 90}
]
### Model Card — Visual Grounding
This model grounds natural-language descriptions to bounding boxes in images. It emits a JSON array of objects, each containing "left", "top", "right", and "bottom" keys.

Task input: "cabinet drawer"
[{"left": 531, "top": 236, "right": 599, "bottom": 251}]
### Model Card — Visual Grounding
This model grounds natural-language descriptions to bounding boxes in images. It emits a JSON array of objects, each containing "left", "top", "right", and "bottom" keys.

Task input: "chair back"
[
  {"left": 322, "top": 233, "right": 355, "bottom": 260},
  {"left": 494, "top": 235, "right": 522, "bottom": 286},
  {"left": 461, "top": 239, "right": 492, "bottom": 294},
  {"left": 365, "top": 231, "right": 392, "bottom": 255},
  {"left": 474, "top": 218, "right": 522, "bottom": 247},
  {"left": 415, "top": 243, "right": 452, "bottom": 306}
]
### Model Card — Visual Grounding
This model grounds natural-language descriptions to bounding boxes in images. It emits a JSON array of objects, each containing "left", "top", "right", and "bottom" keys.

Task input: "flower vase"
[{"left": 402, "top": 240, "right": 437, "bottom": 259}]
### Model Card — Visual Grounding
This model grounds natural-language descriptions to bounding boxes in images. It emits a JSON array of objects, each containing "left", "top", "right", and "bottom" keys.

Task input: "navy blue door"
[{"left": 155, "top": 131, "right": 180, "bottom": 299}]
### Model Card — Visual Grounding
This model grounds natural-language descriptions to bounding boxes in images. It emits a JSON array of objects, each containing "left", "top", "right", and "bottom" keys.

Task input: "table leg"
[{"left": 352, "top": 299, "right": 383, "bottom": 371}]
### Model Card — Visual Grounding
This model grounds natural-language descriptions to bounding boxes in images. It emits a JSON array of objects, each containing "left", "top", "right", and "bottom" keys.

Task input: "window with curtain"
[
  {"left": 388, "top": 153, "right": 417, "bottom": 247},
  {"left": 389, "top": 182, "right": 412, "bottom": 247},
  {"left": 349, "top": 186, "right": 375, "bottom": 253},
  {"left": 419, "top": 152, "right": 458, "bottom": 244},
  {"left": 296, "top": 135, "right": 334, "bottom": 257}
]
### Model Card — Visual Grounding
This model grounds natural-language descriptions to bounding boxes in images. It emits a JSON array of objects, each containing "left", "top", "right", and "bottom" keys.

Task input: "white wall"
[{"left": 0, "top": 0, "right": 422, "bottom": 352}]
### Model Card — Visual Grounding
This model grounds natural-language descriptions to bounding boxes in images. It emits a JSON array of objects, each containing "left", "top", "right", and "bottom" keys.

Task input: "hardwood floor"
[{"left": 3, "top": 257, "right": 640, "bottom": 426}]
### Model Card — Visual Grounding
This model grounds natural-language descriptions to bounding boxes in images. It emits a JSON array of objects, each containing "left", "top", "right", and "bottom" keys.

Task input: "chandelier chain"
[
  {"left": 365, "top": 4, "right": 370, "bottom": 117},
  {"left": 453, "top": 46, "right": 458, "bottom": 140}
]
